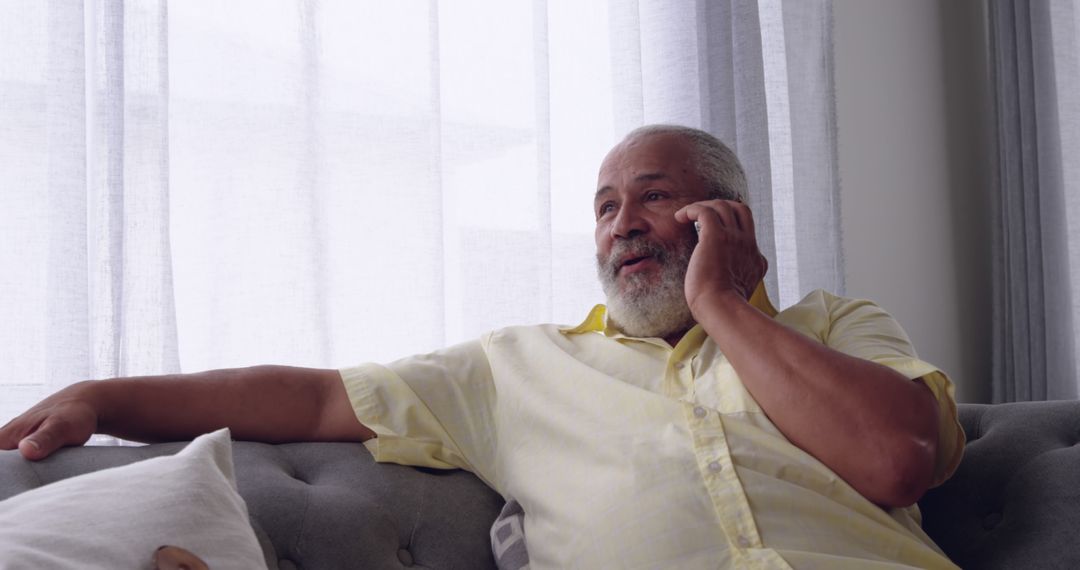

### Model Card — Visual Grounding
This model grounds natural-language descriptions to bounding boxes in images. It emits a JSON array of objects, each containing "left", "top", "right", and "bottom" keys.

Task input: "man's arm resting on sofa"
[{"left": 0, "top": 366, "right": 376, "bottom": 461}]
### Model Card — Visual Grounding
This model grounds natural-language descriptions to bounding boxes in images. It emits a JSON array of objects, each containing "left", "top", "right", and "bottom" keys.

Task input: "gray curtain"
[{"left": 989, "top": 0, "right": 1080, "bottom": 401}]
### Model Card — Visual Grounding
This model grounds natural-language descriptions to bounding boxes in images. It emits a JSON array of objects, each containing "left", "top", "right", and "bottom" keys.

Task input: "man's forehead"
[
  {"left": 597, "top": 135, "right": 690, "bottom": 189},
  {"left": 600, "top": 132, "right": 690, "bottom": 171}
]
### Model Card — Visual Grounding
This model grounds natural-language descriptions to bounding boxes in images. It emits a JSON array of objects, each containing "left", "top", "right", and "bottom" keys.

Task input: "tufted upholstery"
[
  {"left": 2, "top": 401, "right": 1079, "bottom": 569},
  {"left": 919, "top": 401, "right": 1080, "bottom": 570},
  {"left": 0, "top": 441, "right": 504, "bottom": 569}
]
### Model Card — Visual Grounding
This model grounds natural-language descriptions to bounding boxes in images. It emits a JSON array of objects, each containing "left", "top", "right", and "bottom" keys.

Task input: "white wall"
[{"left": 834, "top": 0, "right": 992, "bottom": 402}]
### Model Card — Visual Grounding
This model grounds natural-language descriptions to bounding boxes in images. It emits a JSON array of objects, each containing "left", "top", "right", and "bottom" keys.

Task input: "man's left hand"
[{"left": 674, "top": 200, "right": 768, "bottom": 316}]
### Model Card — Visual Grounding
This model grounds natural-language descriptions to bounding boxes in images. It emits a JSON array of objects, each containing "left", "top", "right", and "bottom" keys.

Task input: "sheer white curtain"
[
  {"left": 989, "top": 0, "right": 1080, "bottom": 401},
  {"left": 0, "top": 0, "right": 841, "bottom": 424}
]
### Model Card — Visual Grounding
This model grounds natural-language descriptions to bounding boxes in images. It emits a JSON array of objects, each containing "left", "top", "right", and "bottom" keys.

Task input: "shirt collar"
[{"left": 561, "top": 281, "right": 779, "bottom": 338}]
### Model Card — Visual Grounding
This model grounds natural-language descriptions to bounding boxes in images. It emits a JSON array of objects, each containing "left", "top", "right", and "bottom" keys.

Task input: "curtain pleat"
[
  {"left": 608, "top": 0, "right": 644, "bottom": 135},
  {"left": 296, "top": 0, "right": 332, "bottom": 364},
  {"left": 120, "top": 0, "right": 180, "bottom": 380},
  {"left": 532, "top": 0, "right": 554, "bottom": 321},
  {"left": 781, "top": 0, "right": 843, "bottom": 299},
  {"left": 989, "top": 0, "right": 1078, "bottom": 401},
  {"left": 45, "top": 2, "right": 91, "bottom": 388},
  {"left": 86, "top": 0, "right": 127, "bottom": 379}
]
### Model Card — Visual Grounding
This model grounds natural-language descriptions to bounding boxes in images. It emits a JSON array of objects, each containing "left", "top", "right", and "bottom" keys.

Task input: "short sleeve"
[
  {"left": 779, "top": 290, "right": 965, "bottom": 487},
  {"left": 339, "top": 338, "right": 497, "bottom": 483}
]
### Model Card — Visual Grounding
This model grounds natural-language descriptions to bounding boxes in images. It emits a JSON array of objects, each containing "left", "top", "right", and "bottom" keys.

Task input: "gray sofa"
[{"left": 2, "top": 401, "right": 1079, "bottom": 569}]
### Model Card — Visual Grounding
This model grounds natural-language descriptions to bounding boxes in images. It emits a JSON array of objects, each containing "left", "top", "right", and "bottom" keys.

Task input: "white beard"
[{"left": 596, "top": 235, "right": 696, "bottom": 339}]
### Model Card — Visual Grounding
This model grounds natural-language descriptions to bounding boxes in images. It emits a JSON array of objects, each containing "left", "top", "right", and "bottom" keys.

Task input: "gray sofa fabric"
[
  {"left": 919, "top": 401, "right": 1080, "bottom": 570},
  {"left": 2, "top": 401, "right": 1079, "bottom": 569},
  {"left": 0, "top": 441, "right": 504, "bottom": 569}
]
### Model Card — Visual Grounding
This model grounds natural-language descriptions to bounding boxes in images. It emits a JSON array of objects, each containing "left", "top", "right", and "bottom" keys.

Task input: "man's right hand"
[{"left": 0, "top": 381, "right": 100, "bottom": 460}]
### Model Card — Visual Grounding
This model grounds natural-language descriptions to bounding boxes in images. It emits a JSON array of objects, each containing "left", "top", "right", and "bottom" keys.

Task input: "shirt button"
[
  {"left": 736, "top": 535, "right": 751, "bottom": 549},
  {"left": 693, "top": 406, "right": 707, "bottom": 418},
  {"left": 675, "top": 362, "right": 685, "bottom": 370},
  {"left": 708, "top": 460, "right": 722, "bottom": 473}
]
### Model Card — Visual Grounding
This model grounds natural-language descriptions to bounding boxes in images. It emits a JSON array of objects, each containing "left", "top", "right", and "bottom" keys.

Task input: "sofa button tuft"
[
  {"left": 982, "top": 512, "right": 1003, "bottom": 530},
  {"left": 397, "top": 548, "right": 414, "bottom": 566}
]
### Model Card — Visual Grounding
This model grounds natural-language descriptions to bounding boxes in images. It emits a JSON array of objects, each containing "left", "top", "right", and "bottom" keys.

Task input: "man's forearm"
[
  {"left": 692, "top": 290, "right": 939, "bottom": 508},
  {"left": 89, "top": 365, "right": 370, "bottom": 443},
  {"left": 1, "top": 365, "right": 374, "bottom": 460}
]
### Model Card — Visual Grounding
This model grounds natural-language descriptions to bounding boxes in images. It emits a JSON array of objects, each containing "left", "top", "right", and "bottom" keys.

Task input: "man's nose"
[{"left": 610, "top": 203, "right": 648, "bottom": 239}]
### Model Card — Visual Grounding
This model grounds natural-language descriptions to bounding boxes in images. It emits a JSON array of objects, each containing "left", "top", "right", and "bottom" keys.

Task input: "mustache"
[{"left": 598, "top": 236, "right": 683, "bottom": 280}]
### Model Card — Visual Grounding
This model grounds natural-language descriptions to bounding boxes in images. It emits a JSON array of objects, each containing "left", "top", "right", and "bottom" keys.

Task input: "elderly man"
[{"left": 0, "top": 125, "right": 963, "bottom": 569}]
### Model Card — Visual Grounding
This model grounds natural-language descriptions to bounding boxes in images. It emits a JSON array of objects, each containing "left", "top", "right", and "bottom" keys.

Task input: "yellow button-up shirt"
[{"left": 340, "top": 288, "right": 964, "bottom": 569}]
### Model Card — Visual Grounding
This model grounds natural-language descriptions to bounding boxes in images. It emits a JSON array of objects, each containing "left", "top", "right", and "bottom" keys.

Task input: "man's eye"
[
  {"left": 598, "top": 203, "right": 615, "bottom": 216},
  {"left": 645, "top": 191, "right": 663, "bottom": 201}
]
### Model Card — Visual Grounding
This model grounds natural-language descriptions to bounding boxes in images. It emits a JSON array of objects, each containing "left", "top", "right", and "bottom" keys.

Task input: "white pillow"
[{"left": 0, "top": 429, "right": 267, "bottom": 570}]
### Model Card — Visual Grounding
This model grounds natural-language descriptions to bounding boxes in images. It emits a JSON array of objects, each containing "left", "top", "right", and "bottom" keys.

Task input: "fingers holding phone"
[{"left": 675, "top": 199, "right": 767, "bottom": 314}]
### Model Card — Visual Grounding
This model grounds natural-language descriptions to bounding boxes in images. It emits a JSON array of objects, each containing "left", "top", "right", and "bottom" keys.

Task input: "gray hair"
[{"left": 623, "top": 124, "right": 747, "bottom": 202}]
